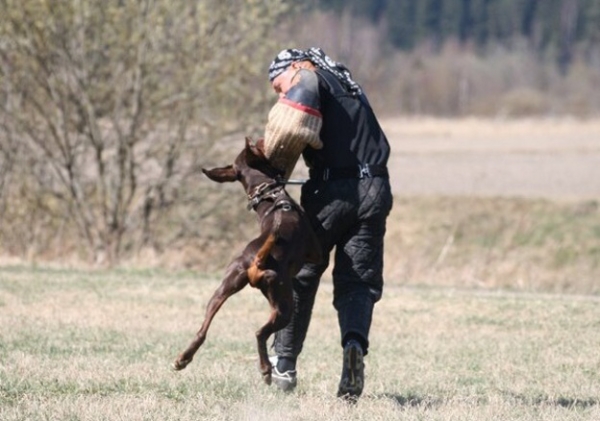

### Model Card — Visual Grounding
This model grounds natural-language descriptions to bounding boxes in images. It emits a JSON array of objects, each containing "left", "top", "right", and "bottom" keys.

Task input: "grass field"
[{"left": 1, "top": 266, "right": 599, "bottom": 420}]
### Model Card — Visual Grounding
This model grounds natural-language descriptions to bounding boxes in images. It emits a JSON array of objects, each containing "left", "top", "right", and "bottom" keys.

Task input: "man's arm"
[{"left": 263, "top": 69, "right": 322, "bottom": 179}]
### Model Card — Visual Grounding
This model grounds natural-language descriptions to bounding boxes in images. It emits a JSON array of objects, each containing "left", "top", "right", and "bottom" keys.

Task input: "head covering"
[
  {"left": 268, "top": 48, "right": 308, "bottom": 82},
  {"left": 268, "top": 47, "right": 363, "bottom": 96}
]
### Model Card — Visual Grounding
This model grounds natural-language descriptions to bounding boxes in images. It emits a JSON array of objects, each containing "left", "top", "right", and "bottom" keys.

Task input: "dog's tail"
[{"left": 247, "top": 233, "right": 278, "bottom": 288}]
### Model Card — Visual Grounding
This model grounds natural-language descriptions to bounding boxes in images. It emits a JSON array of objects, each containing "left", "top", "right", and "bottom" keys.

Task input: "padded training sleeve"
[{"left": 263, "top": 69, "right": 323, "bottom": 179}]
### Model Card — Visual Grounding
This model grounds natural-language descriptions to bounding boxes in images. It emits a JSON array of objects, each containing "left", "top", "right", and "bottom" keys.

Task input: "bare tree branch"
[{"left": 0, "top": 0, "right": 291, "bottom": 265}]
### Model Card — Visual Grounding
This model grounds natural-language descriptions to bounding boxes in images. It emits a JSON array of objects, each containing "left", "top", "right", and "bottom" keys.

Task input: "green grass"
[{"left": 1, "top": 266, "right": 599, "bottom": 420}]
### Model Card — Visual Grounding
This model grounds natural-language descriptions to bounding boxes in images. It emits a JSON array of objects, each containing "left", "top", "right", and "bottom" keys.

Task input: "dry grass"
[
  {"left": 383, "top": 196, "right": 600, "bottom": 294},
  {"left": 1, "top": 267, "right": 600, "bottom": 420}
]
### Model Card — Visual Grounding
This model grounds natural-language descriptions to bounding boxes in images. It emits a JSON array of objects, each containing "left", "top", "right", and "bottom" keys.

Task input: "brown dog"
[{"left": 172, "top": 137, "right": 320, "bottom": 385}]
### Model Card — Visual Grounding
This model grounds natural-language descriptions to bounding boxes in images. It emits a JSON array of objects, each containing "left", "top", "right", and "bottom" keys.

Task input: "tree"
[
  {"left": 387, "top": 0, "right": 419, "bottom": 50},
  {"left": 521, "top": 0, "right": 539, "bottom": 38},
  {"left": 473, "top": 0, "right": 493, "bottom": 46},
  {"left": 459, "top": 0, "right": 474, "bottom": 44},
  {"left": 425, "top": 0, "right": 444, "bottom": 50},
  {"left": 0, "top": 0, "right": 291, "bottom": 264},
  {"left": 559, "top": 0, "right": 580, "bottom": 73}
]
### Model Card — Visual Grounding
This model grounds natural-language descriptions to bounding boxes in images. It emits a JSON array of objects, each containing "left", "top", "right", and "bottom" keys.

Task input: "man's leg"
[
  {"left": 273, "top": 262, "right": 325, "bottom": 358},
  {"left": 333, "top": 216, "right": 386, "bottom": 350},
  {"left": 334, "top": 176, "right": 391, "bottom": 353},
  {"left": 333, "top": 203, "right": 389, "bottom": 399},
  {"left": 271, "top": 178, "right": 345, "bottom": 390},
  {"left": 271, "top": 262, "right": 327, "bottom": 391}
]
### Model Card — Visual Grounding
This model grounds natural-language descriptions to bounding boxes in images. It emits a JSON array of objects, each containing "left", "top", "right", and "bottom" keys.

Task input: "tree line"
[{"left": 316, "top": 0, "right": 600, "bottom": 72}]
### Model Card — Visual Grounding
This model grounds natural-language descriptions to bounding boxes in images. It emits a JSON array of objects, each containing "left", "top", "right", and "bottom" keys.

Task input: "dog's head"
[{"left": 202, "top": 137, "right": 284, "bottom": 190}]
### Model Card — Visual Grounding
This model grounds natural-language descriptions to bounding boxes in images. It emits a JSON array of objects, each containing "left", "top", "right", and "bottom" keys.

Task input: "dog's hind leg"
[
  {"left": 255, "top": 271, "right": 293, "bottom": 385},
  {"left": 172, "top": 261, "right": 248, "bottom": 371}
]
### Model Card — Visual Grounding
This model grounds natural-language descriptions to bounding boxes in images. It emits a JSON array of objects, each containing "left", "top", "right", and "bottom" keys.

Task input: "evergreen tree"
[
  {"left": 425, "top": 0, "right": 444, "bottom": 49},
  {"left": 558, "top": 0, "right": 580, "bottom": 73},
  {"left": 521, "top": 0, "right": 538, "bottom": 38},
  {"left": 472, "top": 0, "right": 493, "bottom": 46},
  {"left": 459, "top": 0, "right": 474, "bottom": 43},
  {"left": 387, "top": 0, "right": 419, "bottom": 50},
  {"left": 310, "top": 0, "right": 599, "bottom": 68}
]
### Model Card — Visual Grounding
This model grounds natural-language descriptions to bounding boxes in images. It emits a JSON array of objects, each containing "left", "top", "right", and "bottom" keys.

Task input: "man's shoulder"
[
  {"left": 313, "top": 69, "right": 346, "bottom": 94},
  {"left": 285, "top": 69, "right": 320, "bottom": 109},
  {"left": 293, "top": 69, "right": 319, "bottom": 91}
]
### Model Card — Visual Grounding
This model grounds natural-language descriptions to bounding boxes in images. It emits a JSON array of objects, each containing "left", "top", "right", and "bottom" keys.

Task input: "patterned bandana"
[
  {"left": 268, "top": 47, "right": 363, "bottom": 96},
  {"left": 268, "top": 49, "right": 308, "bottom": 82}
]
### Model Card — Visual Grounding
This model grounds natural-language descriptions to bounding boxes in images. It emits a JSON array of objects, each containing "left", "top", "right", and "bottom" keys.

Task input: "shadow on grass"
[
  {"left": 379, "top": 393, "right": 442, "bottom": 409},
  {"left": 499, "top": 390, "right": 599, "bottom": 409},
  {"left": 516, "top": 395, "right": 600, "bottom": 409},
  {"left": 378, "top": 392, "right": 600, "bottom": 410}
]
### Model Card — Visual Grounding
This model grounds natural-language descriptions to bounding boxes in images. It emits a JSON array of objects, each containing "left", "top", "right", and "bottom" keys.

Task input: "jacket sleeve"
[{"left": 263, "top": 69, "right": 323, "bottom": 179}]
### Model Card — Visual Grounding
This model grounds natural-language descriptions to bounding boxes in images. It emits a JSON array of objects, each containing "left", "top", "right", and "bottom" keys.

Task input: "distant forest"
[{"left": 314, "top": 0, "right": 600, "bottom": 72}]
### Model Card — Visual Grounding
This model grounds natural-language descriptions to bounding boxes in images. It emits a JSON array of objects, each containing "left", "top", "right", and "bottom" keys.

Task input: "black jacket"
[{"left": 302, "top": 69, "right": 390, "bottom": 170}]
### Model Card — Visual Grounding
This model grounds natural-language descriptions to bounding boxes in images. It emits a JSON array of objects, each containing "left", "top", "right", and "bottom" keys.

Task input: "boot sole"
[{"left": 337, "top": 342, "right": 364, "bottom": 399}]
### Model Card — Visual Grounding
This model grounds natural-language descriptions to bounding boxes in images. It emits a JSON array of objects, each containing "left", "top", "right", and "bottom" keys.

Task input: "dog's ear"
[
  {"left": 246, "top": 136, "right": 267, "bottom": 161},
  {"left": 202, "top": 165, "right": 237, "bottom": 182}
]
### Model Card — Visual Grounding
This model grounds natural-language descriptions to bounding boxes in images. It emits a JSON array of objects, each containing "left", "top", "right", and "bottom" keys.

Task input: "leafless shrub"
[{"left": 0, "top": 0, "right": 290, "bottom": 265}]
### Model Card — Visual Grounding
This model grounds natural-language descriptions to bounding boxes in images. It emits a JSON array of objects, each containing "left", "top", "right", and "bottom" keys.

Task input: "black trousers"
[{"left": 273, "top": 175, "right": 393, "bottom": 358}]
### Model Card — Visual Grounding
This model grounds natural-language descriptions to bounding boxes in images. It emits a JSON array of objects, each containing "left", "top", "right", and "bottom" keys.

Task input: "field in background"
[
  {"left": 1, "top": 267, "right": 599, "bottom": 420},
  {"left": 1, "top": 118, "right": 598, "bottom": 293},
  {"left": 381, "top": 118, "right": 600, "bottom": 293},
  {"left": 380, "top": 117, "right": 600, "bottom": 199}
]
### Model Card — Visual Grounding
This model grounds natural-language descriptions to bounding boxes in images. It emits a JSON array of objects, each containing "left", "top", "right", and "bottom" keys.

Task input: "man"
[{"left": 263, "top": 47, "right": 392, "bottom": 400}]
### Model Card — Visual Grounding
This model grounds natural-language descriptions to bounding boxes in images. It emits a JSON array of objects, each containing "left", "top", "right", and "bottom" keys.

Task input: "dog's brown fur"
[{"left": 172, "top": 137, "right": 320, "bottom": 384}]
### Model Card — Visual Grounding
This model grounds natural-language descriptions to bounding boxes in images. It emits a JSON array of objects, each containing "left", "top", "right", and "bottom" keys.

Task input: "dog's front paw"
[
  {"left": 262, "top": 371, "right": 272, "bottom": 385},
  {"left": 171, "top": 357, "right": 192, "bottom": 371}
]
